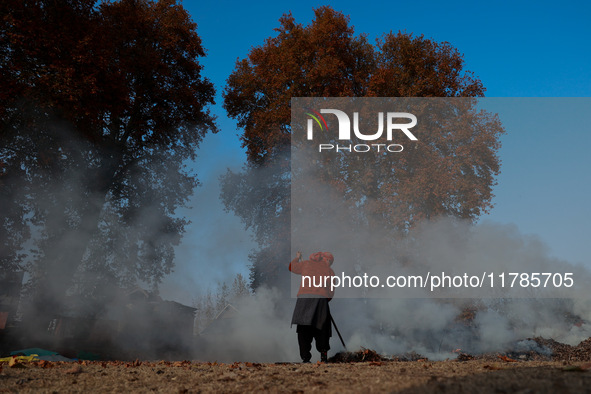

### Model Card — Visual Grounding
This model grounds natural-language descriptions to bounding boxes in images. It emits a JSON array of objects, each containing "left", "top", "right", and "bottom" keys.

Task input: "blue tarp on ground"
[{"left": 10, "top": 348, "right": 59, "bottom": 357}]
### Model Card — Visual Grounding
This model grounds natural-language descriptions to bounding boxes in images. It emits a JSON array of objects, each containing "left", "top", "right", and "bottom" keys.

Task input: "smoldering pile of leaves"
[
  {"left": 329, "top": 348, "right": 426, "bottom": 363},
  {"left": 532, "top": 337, "right": 591, "bottom": 362},
  {"left": 456, "top": 337, "right": 591, "bottom": 363},
  {"left": 329, "top": 337, "right": 591, "bottom": 364},
  {"left": 329, "top": 348, "right": 389, "bottom": 363}
]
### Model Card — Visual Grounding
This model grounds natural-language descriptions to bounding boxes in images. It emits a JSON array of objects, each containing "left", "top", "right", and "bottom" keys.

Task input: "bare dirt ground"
[{"left": 2, "top": 359, "right": 591, "bottom": 393}]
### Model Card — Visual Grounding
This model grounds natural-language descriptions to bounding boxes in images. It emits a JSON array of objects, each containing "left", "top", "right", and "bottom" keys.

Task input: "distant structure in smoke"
[
  {"left": 2, "top": 283, "right": 197, "bottom": 360},
  {"left": 198, "top": 303, "right": 239, "bottom": 336}
]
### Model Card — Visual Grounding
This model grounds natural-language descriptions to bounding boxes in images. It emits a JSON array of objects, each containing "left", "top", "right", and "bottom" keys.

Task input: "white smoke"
[
  {"left": 190, "top": 211, "right": 591, "bottom": 362},
  {"left": 190, "top": 149, "right": 591, "bottom": 361},
  {"left": 168, "top": 98, "right": 591, "bottom": 362}
]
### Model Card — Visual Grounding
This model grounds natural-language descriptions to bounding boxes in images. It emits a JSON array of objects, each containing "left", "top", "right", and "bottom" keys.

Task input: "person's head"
[{"left": 310, "top": 252, "right": 334, "bottom": 266}]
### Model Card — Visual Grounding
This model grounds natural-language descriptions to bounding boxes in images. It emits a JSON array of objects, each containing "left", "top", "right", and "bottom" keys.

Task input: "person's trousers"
[{"left": 297, "top": 321, "right": 330, "bottom": 361}]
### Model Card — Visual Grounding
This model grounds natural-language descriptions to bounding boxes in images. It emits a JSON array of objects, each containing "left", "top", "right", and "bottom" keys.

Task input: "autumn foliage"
[
  {"left": 224, "top": 7, "right": 486, "bottom": 165},
  {"left": 222, "top": 6, "right": 504, "bottom": 288}
]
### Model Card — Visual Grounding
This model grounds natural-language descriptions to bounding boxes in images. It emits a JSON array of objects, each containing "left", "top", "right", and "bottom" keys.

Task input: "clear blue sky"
[{"left": 160, "top": 0, "right": 591, "bottom": 303}]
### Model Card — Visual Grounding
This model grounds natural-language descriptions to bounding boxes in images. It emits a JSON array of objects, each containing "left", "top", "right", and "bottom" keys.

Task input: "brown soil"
[{"left": 2, "top": 359, "right": 591, "bottom": 393}]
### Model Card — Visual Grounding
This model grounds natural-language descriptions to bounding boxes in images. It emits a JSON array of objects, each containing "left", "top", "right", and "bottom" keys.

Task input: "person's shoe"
[
  {"left": 320, "top": 352, "right": 328, "bottom": 362},
  {"left": 301, "top": 359, "right": 311, "bottom": 364}
]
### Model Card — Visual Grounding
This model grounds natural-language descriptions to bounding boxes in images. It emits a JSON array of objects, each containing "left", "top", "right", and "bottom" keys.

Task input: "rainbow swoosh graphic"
[{"left": 304, "top": 108, "right": 328, "bottom": 131}]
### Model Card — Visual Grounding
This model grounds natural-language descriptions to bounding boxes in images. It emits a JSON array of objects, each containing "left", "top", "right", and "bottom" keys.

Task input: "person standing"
[{"left": 289, "top": 251, "right": 335, "bottom": 363}]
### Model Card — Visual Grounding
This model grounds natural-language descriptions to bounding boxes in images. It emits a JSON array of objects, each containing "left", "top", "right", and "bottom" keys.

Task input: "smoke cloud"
[
  {"left": 192, "top": 164, "right": 591, "bottom": 362},
  {"left": 5, "top": 100, "right": 590, "bottom": 364},
  {"left": 193, "top": 98, "right": 591, "bottom": 362}
]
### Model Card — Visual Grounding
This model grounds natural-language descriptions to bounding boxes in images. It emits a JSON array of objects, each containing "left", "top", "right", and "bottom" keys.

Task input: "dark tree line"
[{"left": 1, "top": 0, "right": 216, "bottom": 329}]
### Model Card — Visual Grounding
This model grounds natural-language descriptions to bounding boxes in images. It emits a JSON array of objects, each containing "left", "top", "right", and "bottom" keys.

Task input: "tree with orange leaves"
[{"left": 222, "top": 6, "right": 503, "bottom": 289}]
